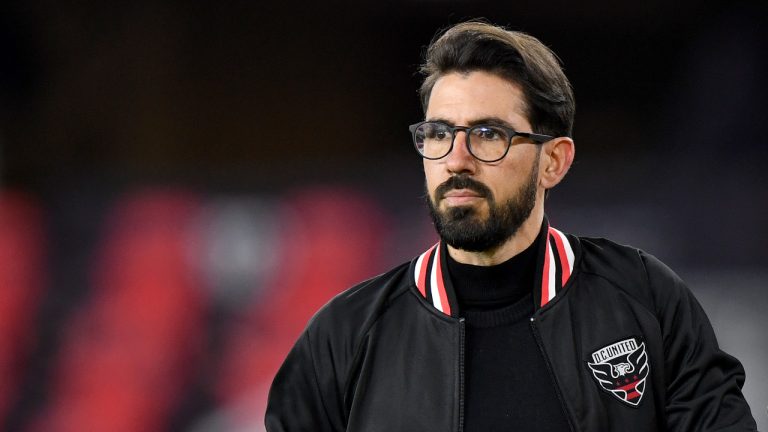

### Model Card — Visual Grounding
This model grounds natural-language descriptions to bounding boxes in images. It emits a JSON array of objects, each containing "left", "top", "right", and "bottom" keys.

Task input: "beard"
[{"left": 426, "top": 157, "right": 539, "bottom": 253}]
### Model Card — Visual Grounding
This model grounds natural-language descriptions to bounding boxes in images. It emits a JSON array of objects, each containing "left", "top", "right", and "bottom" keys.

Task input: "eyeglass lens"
[{"left": 413, "top": 122, "right": 511, "bottom": 161}]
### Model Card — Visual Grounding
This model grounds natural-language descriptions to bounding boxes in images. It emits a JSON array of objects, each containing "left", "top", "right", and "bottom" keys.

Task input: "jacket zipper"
[
  {"left": 530, "top": 316, "right": 577, "bottom": 432},
  {"left": 457, "top": 318, "right": 466, "bottom": 432}
]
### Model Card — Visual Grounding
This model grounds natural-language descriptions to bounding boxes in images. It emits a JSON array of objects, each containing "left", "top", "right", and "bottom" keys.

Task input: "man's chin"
[{"left": 441, "top": 205, "right": 487, "bottom": 222}]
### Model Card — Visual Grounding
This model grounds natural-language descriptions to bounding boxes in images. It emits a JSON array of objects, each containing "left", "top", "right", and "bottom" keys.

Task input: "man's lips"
[{"left": 441, "top": 189, "right": 485, "bottom": 205}]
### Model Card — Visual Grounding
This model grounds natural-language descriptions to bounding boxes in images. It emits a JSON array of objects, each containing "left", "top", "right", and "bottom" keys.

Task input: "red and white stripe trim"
[
  {"left": 541, "top": 234, "right": 556, "bottom": 306},
  {"left": 413, "top": 243, "right": 451, "bottom": 315},
  {"left": 540, "top": 226, "right": 575, "bottom": 307},
  {"left": 414, "top": 225, "right": 575, "bottom": 314},
  {"left": 550, "top": 227, "right": 575, "bottom": 284},
  {"left": 413, "top": 244, "right": 435, "bottom": 298}
]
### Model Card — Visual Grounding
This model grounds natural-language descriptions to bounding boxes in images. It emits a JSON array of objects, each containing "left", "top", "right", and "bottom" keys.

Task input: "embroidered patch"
[{"left": 587, "top": 337, "right": 649, "bottom": 407}]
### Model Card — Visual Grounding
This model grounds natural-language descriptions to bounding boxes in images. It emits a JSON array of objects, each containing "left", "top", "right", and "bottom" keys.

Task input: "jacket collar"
[{"left": 410, "top": 217, "right": 580, "bottom": 318}]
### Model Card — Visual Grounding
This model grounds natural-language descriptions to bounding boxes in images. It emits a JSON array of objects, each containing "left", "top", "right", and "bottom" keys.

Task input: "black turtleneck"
[
  {"left": 445, "top": 237, "right": 571, "bottom": 432},
  {"left": 447, "top": 237, "right": 536, "bottom": 313}
]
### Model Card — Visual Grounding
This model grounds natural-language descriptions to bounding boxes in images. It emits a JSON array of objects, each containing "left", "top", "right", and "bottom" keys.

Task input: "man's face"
[{"left": 423, "top": 71, "right": 543, "bottom": 252}]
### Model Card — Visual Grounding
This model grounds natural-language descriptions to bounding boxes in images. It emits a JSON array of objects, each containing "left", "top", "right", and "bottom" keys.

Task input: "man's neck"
[{"left": 447, "top": 206, "right": 544, "bottom": 266}]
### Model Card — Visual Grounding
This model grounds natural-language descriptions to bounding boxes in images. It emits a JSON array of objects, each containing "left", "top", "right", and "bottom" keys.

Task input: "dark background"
[{"left": 0, "top": 1, "right": 766, "bottom": 430}]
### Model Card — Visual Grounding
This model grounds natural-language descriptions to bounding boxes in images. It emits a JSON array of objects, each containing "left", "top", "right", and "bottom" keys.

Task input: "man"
[{"left": 266, "top": 21, "right": 757, "bottom": 431}]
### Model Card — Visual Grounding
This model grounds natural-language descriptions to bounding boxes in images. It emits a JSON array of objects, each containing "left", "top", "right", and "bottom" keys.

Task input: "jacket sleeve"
[
  {"left": 265, "top": 330, "right": 343, "bottom": 432},
  {"left": 641, "top": 252, "right": 757, "bottom": 431}
]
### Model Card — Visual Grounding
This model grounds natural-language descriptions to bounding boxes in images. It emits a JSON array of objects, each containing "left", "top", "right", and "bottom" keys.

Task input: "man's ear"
[{"left": 539, "top": 137, "right": 575, "bottom": 189}]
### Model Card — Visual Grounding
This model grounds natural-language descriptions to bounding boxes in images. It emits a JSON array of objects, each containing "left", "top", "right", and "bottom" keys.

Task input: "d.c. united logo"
[{"left": 587, "top": 337, "right": 649, "bottom": 407}]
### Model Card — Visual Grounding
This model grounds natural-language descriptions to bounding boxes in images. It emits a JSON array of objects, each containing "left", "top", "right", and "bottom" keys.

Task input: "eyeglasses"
[{"left": 409, "top": 121, "right": 553, "bottom": 163}]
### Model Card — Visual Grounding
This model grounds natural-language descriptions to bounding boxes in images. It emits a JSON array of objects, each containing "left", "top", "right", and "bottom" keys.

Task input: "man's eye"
[
  {"left": 424, "top": 126, "right": 450, "bottom": 140},
  {"left": 474, "top": 127, "right": 502, "bottom": 140}
]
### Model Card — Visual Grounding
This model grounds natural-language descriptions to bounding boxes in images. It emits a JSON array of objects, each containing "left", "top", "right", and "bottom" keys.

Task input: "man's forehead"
[{"left": 426, "top": 71, "right": 530, "bottom": 128}]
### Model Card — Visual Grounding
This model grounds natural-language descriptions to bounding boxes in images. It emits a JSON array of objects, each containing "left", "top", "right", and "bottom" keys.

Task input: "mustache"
[{"left": 435, "top": 175, "right": 492, "bottom": 200}]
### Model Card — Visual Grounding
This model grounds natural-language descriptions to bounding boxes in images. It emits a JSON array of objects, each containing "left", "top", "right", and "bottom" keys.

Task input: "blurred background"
[{"left": 1, "top": 0, "right": 766, "bottom": 430}]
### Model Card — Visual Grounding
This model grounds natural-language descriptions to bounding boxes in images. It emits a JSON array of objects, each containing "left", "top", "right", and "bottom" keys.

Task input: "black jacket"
[{"left": 266, "top": 222, "right": 757, "bottom": 431}]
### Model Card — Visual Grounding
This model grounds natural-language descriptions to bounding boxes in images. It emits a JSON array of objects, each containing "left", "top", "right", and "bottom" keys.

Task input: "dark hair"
[{"left": 419, "top": 21, "right": 575, "bottom": 138}]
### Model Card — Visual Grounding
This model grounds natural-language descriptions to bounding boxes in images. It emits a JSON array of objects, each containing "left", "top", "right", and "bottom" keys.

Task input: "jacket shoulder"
[
  {"left": 303, "top": 260, "right": 413, "bottom": 354},
  {"left": 576, "top": 236, "right": 686, "bottom": 315},
  {"left": 266, "top": 262, "right": 414, "bottom": 430},
  {"left": 310, "top": 261, "right": 412, "bottom": 324}
]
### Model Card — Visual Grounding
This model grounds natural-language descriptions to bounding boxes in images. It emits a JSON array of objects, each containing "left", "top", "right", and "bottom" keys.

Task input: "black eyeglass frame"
[{"left": 408, "top": 120, "right": 554, "bottom": 163}]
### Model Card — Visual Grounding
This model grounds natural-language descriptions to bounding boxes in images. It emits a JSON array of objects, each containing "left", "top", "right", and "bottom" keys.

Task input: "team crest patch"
[{"left": 587, "top": 337, "right": 649, "bottom": 407}]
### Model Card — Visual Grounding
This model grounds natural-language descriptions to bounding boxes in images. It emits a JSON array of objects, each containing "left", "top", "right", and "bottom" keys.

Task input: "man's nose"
[{"left": 445, "top": 131, "right": 477, "bottom": 174}]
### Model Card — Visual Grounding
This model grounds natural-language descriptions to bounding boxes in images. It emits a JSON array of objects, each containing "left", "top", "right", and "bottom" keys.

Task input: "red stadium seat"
[
  {"left": 214, "top": 187, "right": 391, "bottom": 429},
  {"left": 0, "top": 191, "right": 45, "bottom": 425},
  {"left": 31, "top": 190, "right": 207, "bottom": 432}
]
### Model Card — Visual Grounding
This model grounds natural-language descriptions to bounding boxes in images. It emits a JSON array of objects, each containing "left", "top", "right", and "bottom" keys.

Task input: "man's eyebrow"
[
  {"left": 425, "top": 116, "right": 521, "bottom": 130},
  {"left": 466, "top": 117, "right": 519, "bottom": 129},
  {"left": 424, "top": 117, "right": 455, "bottom": 125}
]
